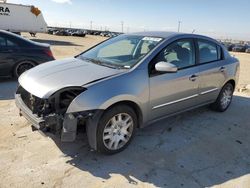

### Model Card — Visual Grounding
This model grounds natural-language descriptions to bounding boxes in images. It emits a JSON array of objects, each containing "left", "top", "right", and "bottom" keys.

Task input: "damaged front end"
[{"left": 15, "top": 86, "right": 92, "bottom": 142}]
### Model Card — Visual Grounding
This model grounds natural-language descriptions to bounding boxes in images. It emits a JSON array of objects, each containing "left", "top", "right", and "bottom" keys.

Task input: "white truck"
[{"left": 0, "top": 0, "right": 47, "bottom": 34}]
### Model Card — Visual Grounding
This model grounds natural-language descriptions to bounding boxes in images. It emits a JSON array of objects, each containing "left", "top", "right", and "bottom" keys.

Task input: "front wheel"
[
  {"left": 210, "top": 83, "right": 234, "bottom": 112},
  {"left": 96, "top": 105, "right": 137, "bottom": 154}
]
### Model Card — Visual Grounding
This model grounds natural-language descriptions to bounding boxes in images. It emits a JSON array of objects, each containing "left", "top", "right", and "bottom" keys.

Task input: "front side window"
[
  {"left": 198, "top": 40, "right": 220, "bottom": 64},
  {"left": 152, "top": 39, "right": 195, "bottom": 70},
  {"left": 79, "top": 35, "right": 163, "bottom": 68}
]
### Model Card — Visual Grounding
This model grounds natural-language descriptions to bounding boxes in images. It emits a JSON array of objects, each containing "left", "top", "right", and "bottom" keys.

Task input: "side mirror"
[{"left": 155, "top": 61, "right": 178, "bottom": 73}]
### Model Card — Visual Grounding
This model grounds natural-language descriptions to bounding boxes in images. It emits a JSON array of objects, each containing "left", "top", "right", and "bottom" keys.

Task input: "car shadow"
[
  {"left": 31, "top": 39, "right": 83, "bottom": 47},
  {"left": 46, "top": 95, "right": 250, "bottom": 187},
  {"left": 0, "top": 78, "right": 18, "bottom": 100}
]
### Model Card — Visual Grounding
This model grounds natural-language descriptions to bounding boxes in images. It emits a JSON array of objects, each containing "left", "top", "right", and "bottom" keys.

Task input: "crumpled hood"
[{"left": 19, "top": 58, "right": 125, "bottom": 98}]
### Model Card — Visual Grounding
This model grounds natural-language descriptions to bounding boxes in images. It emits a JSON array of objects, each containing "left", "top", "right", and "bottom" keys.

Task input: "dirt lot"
[{"left": 0, "top": 33, "right": 250, "bottom": 188}]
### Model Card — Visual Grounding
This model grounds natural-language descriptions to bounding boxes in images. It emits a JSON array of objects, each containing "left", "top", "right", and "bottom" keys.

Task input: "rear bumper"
[{"left": 15, "top": 94, "right": 46, "bottom": 130}]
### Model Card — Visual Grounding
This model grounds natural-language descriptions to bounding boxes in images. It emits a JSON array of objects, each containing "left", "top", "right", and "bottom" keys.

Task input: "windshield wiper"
[
  {"left": 80, "top": 57, "right": 100, "bottom": 64},
  {"left": 102, "top": 62, "right": 131, "bottom": 70},
  {"left": 80, "top": 57, "right": 119, "bottom": 69},
  {"left": 80, "top": 57, "right": 130, "bottom": 70}
]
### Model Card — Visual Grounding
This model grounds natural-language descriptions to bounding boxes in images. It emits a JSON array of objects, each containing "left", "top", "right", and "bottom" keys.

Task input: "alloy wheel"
[
  {"left": 15, "top": 61, "right": 35, "bottom": 77},
  {"left": 103, "top": 113, "right": 134, "bottom": 150},
  {"left": 220, "top": 85, "right": 233, "bottom": 109}
]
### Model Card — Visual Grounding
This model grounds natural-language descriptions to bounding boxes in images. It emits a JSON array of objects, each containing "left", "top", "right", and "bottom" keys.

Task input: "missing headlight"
[{"left": 50, "top": 87, "right": 86, "bottom": 115}]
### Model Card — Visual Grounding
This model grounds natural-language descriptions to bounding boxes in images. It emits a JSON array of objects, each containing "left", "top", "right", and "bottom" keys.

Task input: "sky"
[{"left": 7, "top": 0, "right": 250, "bottom": 40}]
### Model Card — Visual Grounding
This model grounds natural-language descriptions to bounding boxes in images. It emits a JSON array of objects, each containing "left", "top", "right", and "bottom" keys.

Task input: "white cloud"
[{"left": 51, "top": 0, "right": 72, "bottom": 4}]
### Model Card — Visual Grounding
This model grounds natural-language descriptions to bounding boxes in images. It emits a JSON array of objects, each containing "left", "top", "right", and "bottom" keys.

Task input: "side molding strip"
[
  {"left": 152, "top": 88, "right": 219, "bottom": 110},
  {"left": 152, "top": 94, "right": 199, "bottom": 109},
  {"left": 200, "top": 88, "right": 219, "bottom": 95}
]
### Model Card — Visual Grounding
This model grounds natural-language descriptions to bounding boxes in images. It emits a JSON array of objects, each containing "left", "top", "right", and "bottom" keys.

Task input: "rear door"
[
  {"left": 0, "top": 35, "right": 12, "bottom": 76},
  {"left": 196, "top": 39, "right": 227, "bottom": 103},
  {"left": 0, "top": 35, "right": 20, "bottom": 76},
  {"left": 149, "top": 39, "right": 200, "bottom": 121}
]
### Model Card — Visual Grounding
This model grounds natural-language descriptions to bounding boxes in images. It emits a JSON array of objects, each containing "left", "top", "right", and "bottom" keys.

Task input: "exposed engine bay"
[{"left": 16, "top": 86, "right": 92, "bottom": 142}]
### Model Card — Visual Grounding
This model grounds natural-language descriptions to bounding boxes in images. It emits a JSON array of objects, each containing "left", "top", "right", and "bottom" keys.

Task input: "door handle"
[
  {"left": 189, "top": 74, "right": 198, "bottom": 82},
  {"left": 220, "top": 66, "right": 226, "bottom": 72}
]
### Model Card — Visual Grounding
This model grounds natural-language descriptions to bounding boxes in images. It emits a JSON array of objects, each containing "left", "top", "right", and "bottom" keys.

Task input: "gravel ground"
[{"left": 0, "top": 33, "right": 250, "bottom": 188}]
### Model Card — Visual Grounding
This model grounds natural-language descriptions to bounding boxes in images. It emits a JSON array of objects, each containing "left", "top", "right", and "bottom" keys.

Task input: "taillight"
[{"left": 44, "top": 49, "right": 54, "bottom": 59}]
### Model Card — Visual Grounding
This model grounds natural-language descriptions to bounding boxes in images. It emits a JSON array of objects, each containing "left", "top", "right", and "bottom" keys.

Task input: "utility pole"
[
  {"left": 178, "top": 21, "right": 181, "bottom": 32},
  {"left": 90, "top": 21, "right": 93, "bottom": 30},
  {"left": 121, "top": 21, "right": 124, "bottom": 33}
]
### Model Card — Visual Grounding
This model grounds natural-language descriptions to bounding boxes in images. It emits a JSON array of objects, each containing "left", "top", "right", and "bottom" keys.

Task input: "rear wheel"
[
  {"left": 210, "top": 83, "right": 234, "bottom": 112},
  {"left": 96, "top": 105, "right": 137, "bottom": 154},
  {"left": 14, "top": 61, "right": 36, "bottom": 78}
]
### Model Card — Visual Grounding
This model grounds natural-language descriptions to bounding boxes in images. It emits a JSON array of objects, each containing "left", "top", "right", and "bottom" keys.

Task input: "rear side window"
[
  {"left": 0, "top": 36, "right": 19, "bottom": 47},
  {"left": 0, "top": 36, "right": 6, "bottom": 47},
  {"left": 7, "top": 39, "right": 18, "bottom": 47},
  {"left": 198, "top": 40, "right": 221, "bottom": 64}
]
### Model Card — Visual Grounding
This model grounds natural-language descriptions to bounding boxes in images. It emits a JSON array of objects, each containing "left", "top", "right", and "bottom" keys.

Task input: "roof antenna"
[{"left": 192, "top": 29, "right": 196, "bottom": 34}]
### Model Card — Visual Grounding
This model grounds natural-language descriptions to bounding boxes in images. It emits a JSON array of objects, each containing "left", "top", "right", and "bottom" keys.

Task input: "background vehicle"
[
  {"left": 47, "top": 28, "right": 58, "bottom": 35},
  {"left": 93, "top": 31, "right": 101, "bottom": 35},
  {"left": 232, "top": 44, "right": 247, "bottom": 52},
  {"left": 53, "top": 30, "right": 70, "bottom": 36},
  {"left": 0, "top": 30, "right": 54, "bottom": 77},
  {"left": 71, "top": 30, "right": 86, "bottom": 37},
  {"left": 100, "top": 32, "right": 109, "bottom": 37},
  {"left": 245, "top": 45, "right": 250, "bottom": 53},
  {"left": 222, "top": 42, "right": 235, "bottom": 51},
  {"left": 15, "top": 32, "right": 239, "bottom": 154},
  {"left": 0, "top": 1, "right": 47, "bottom": 33}
]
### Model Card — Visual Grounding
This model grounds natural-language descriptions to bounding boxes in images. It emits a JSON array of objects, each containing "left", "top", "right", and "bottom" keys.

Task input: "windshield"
[{"left": 78, "top": 35, "right": 163, "bottom": 69}]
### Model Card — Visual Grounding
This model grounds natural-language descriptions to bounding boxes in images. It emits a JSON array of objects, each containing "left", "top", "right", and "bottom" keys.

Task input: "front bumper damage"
[
  {"left": 15, "top": 86, "right": 98, "bottom": 143},
  {"left": 16, "top": 93, "right": 82, "bottom": 142}
]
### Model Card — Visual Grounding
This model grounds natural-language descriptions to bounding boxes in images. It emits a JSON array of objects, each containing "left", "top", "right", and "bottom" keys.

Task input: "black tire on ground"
[
  {"left": 13, "top": 61, "right": 36, "bottom": 78},
  {"left": 96, "top": 105, "right": 137, "bottom": 154},
  {"left": 210, "top": 82, "right": 234, "bottom": 112}
]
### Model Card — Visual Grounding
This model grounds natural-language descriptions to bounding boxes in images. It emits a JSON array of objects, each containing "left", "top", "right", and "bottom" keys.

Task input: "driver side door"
[{"left": 149, "top": 39, "right": 200, "bottom": 121}]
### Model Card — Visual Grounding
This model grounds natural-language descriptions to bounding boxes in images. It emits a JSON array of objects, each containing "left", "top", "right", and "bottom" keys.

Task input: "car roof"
[
  {"left": 127, "top": 31, "right": 216, "bottom": 41},
  {"left": 127, "top": 31, "right": 180, "bottom": 38},
  {"left": 0, "top": 30, "right": 49, "bottom": 48},
  {"left": 0, "top": 29, "right": 18, "bottom": 36},
  {"left": 0, "top": 29, "right": 29, "bottom": 41},
  {"left": 126, "top": 31, "right": 224, "bottom": 48}
]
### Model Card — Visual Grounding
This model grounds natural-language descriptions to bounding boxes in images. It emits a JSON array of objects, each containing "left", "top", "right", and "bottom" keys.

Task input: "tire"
[
  {"left": 14, "top": 60, "right": 36, "bottom": 78},
  {"left": 96, "top": 105, "right": 137, "bottom": 154},
  {"left": 210, "top": 83, "right": 234, "bottom": 112}
]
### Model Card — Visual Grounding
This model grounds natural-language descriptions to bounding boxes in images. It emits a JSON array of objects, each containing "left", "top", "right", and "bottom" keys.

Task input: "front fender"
[{"left": 66, "top": 69, "right": 150, "bottom": 124}]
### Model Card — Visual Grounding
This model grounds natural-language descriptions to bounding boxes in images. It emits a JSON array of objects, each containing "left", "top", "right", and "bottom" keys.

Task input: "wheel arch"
[
  {"left": 12, "top": 59, "right": 38, "bottom": 77},
  {"left": 104, "top": 100, "right": 143, "bottom": 128},
  {"left": 85, "top": 99, "right": 144, "bottom": 151},
  {"left": 224, "top": 79, "right": 236, "bottom": 90}
]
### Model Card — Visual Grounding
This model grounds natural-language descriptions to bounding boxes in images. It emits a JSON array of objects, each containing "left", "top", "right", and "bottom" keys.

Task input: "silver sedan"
[{"left": 15, "top": 32, "right": 240, "bottom": 154}]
